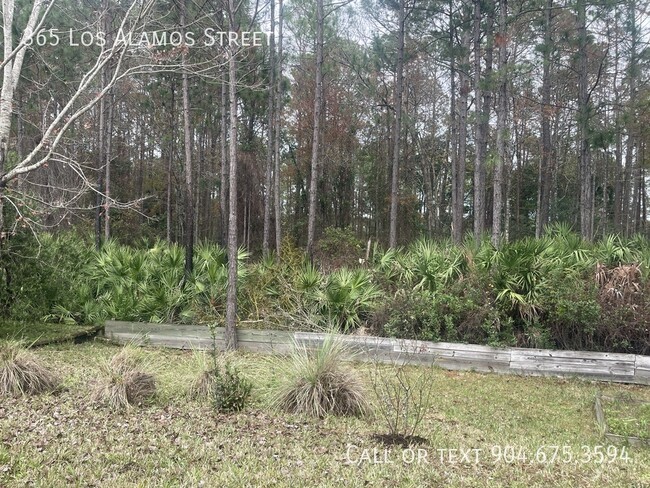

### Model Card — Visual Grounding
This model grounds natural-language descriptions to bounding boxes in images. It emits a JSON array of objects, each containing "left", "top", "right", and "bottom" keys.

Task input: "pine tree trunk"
[
  {"left": 389, "top": 0, "right": 405, "bottom": 249},
  {"left": 95, "top": 76, "right": 105, "bottom": 250},
  {"left": 220, "top": 73, "right": 229, "bottom": 247},
  {"left": 456, "top": 28, "right": 471, "bottom": 244},
  {"left": 262, "top": 0, "right": 275, "bottom": 256},
  {"left": 492, "top": 0, "right": 508, "bottom": 246},
  {"left": 103, "top": 3, "right": 113, "bottom": 242},
  {"left": 624, "top": 0, "right": 638, "bottom": 236},
  {"left": 104, "top": 94, "right": 113, "bottom": 241},
  {"left": 274, "top": 0, "right": 284, "bottom": 256},
  {"left": 536, "top": 0, "right": 553, "bottom": 238},
  {"left": 306, "top": 0, "right": 324, "bottom": 260},
  {"left": 577, "top": 0, "right": 593, "bottom": 241},
  {"left": 225, "top": 0, "right": 240, "bottom": 351},
  {"left": 166, "top": 83, "right": 175, "bottom": 243},
  {"left": 181, "top": 0, "right": 194, "bottom": 277},
  {"left": 449, "top": 0, "right": 461, "bottom": 244},
  {"left": 472, "top": 0, "right": 485, "bottom": 243}
]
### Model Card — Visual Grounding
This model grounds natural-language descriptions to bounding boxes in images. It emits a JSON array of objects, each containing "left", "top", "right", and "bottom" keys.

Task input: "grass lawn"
[
  {"left": 1, "top": 341, "right": 649, "bottom": 487},
  {"left": 0, "top": 320, "right": 101, "bottom": 346},
  {"left": 602, "top": 395, "right": 650, "bottom": 440}
]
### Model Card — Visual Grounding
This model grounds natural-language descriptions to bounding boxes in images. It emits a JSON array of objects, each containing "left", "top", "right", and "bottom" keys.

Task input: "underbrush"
[{"left": 3, "top": 225, "right": 650, "bottom": 354}]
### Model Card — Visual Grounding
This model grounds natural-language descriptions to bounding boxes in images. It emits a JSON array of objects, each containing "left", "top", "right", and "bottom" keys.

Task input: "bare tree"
[
  {"left": 0, "top": 0, "right": 52, "bottom": 233},
  {"left": 0, "top": 0, "right": 156, "bottom": 237}
]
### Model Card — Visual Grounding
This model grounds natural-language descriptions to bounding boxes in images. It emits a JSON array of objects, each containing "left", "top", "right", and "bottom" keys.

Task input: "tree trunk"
[
  {"left": 262, "top": 0, "right": 276, "bottom": 256},
  {"left": 449, "top": 0, "right": 461, "bottom": 244},
  {"left": 181, "top": 0, "right": 194, "bottom": 277},
  {"left": 389, "top": 0, "right": 405, "bottom": 249},
  {"left": 455, "top": 28, "right": 471, "bottom": 244},
  {"left": 225, "top": 0, "right": 240, "bottom": 351},
  {"left": 492, "top": 0, "right": 508, "bottom": 246},
  {"left": 481, "top": 7, "right": 493, "bottom": 234},
  {"left": 220, "top": 73, "right": 229, "bottom": 247},
  {"left": 274, "top": 0, "right": 284, "bottom": 256},
  {"left": 306, "top": 0, "right": 324, "bottom": 260},
  {"left": 472, "top": 0, "right": 485, "bottom": 243},
  {"left": 103, "top": 3, "right": 113, "bottom": 242},
  {"left": 577, "top": 0, "right": 593, "bottom": 241},
  {"left": 104, "top": 93, "right": 113, "bottom": 241},
  {"left": 95, "top": 78, "right": 105, "bottom": 250},
  {"left": 624, "top": 0, "right": 638, "bottom": 236},
  {"left": 166, "top": 83, "right": 175, "bottom": 243},
  {"left": 536, "top": 0, "right": 553, "bottom": 238},
  {"left": 612, "top": 9, "right": 623, "bottom": 233}
]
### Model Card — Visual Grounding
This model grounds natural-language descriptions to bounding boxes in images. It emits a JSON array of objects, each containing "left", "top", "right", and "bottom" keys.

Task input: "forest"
[{"left": 1, "top": 0, "right": 650, "bottom": 353}]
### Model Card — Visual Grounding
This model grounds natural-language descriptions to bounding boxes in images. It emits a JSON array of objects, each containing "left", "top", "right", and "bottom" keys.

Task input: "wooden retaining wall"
[{"left": 104, "top": 321, "right": 650, "bottom": 386}]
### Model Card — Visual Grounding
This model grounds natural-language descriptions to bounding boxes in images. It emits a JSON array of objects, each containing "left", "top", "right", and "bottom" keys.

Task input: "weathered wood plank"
[
  {"left": 104, "top": 321, "right": 650, "bottom": 385},
  {"left": 510, "top": 348, "right": 634, "bottom": 361},
  {"left": 238, "top": 329, "right": 294, "bottom": 344},
  {"left": 634, "top": 356, "right": 650, "bottom": 385},
  {"left": 106, "top": 321, "right": 295, "bottom": 344},
  {"left": 594, "top": 394, "right": 607, "bottom": 434},
  {"left": 510, "top": 348, "right": 636, "bottom": 381},
  {"left": 396, "top": 340, "right": 510, "bottom": 359},
  {"left": 238, "top": 341, "right": 293, "bottom": 354},
  {"left": 294, "top": 332, "right": 395, "bottom": 353},
  {"left": 105, "top": 332, "right": 219, "bottom": 350},
  {"left": 393, "top": 339, "right": 511, "bottom": 373},
  {"left": 106, "top": 321, "right": 211, "bottom": 335}
]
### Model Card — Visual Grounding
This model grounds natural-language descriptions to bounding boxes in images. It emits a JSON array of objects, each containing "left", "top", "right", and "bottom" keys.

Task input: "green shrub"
[
  {"left": 211, "top": 361, "right": 252, "bottom": 413},
  {"left": 315, "top": 226, "right": 364, "bottom": 269},
  {"left": 0, "top": 231, "right": 94, "bottom": 323},
  {"left": 380, "top": 289, "right": 453, "bottom": 342},
  {"left": 320, "top": 268, "right": 382, "bottom": 331},
  {"left": 376, "top": 282, "right": 514, "bottom": 346}
]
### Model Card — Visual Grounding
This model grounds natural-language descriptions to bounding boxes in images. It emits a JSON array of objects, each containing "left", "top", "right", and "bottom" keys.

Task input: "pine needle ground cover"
[{"left": 0, "top": 342, "right": 649, "bottom": 487}]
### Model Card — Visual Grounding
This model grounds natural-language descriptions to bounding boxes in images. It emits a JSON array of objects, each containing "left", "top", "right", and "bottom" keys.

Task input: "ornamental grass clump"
[
  {"left": 91, "top": 346, "right": 156, "bottom": 409},
  {"left": 272, "top": 334, "right": 370, "bottom": 418},
  {"left": 0, "top": 340, "right": 59, "bottom": 396}
]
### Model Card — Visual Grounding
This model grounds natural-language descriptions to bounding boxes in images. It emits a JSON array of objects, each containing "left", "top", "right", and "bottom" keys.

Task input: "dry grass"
[
  {"left": 271, "top": 334, "right": 370, "bottom": 417},
  {"left": 596, "top": 262, "right": 642, "bottom": 303},
  {"left": 91, "top": 345, "right": 156, "bottom": 409},
  {"left": 188, "top": 351, "right": 220, "bottom": 400},
  {"left": 0, "top": 341, "right": 59, "bottom": 396},
  {"left": 190, "top": 368, "right": 218, "bottom": 400}
]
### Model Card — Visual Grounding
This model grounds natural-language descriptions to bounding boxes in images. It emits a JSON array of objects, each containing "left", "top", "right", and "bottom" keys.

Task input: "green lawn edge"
[{"left": 0, "top": 321, "right": 103, "bottom": 347}]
